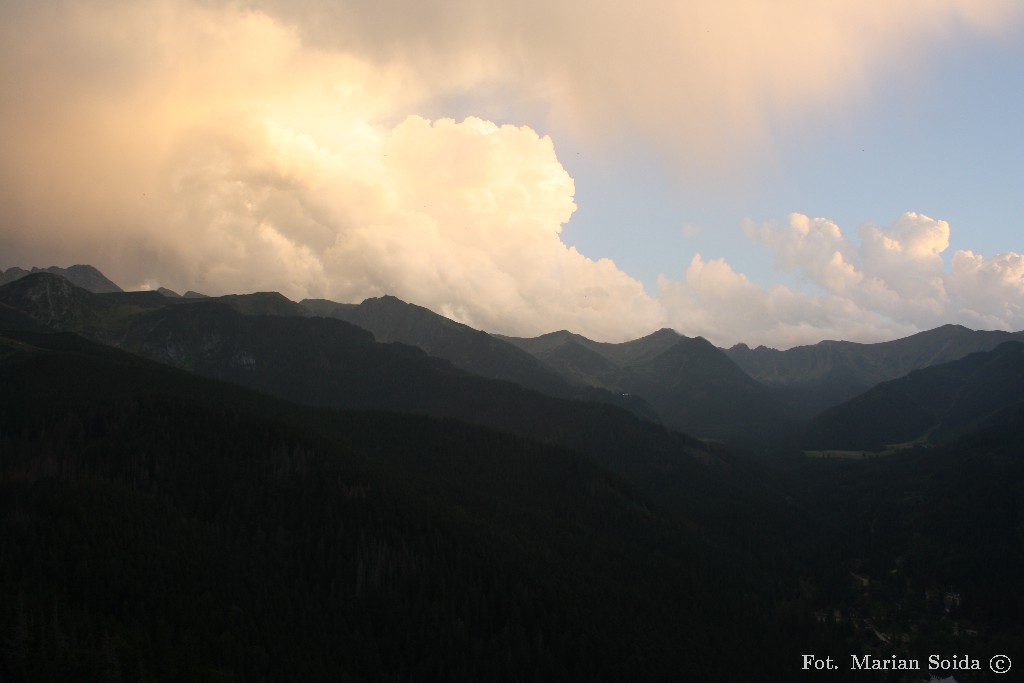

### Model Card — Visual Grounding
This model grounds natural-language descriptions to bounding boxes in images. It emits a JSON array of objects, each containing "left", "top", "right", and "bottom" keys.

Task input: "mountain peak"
[
  {"left": 0, "top": 264, "right": 122, "bottom": 293},
  {"left": 216, "top": 292, "right": 310, "bottom": 317},
  {"left": 359, "top": 294, "right": 416, "bottom": 311},
  {"left": 0, "top": 271, "right": 86, "bottom": 298},
  {"left": 0, "top": 271, "right": 104, "bottom": 331},
  {"left": 639, "top": 328, "right": 681, "bottom": 342}
]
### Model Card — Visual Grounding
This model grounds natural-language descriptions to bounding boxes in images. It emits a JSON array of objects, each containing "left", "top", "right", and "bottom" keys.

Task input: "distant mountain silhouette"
[
  {"left": 803, "top": 340, "right": 1024, "bottom": 451},
  {"left": 302, "top": 295, "right": 661, "bottom": 420},
  {"left": 10, "top": 267, "right": 1022, "bottom": 452},
  {"left": 726, "top": 324, "right": 1024, "bottom": 417},
  {"left": 219, "top": 291, "right": 312, "bottom": 317},
  {"left": 0, "top": 264, "right": 123, "bottom": 292},
  {"left": 303, "top": 296, "right": 574, "bottom": 395},
  {"left": 501, "top": 328, "right": 783, "bottom": 444}
]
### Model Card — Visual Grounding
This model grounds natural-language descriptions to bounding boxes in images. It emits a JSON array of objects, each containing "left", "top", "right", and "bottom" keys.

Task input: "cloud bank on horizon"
[{"left": 1, "top": 0, "right": 1022, "bottom": 348}]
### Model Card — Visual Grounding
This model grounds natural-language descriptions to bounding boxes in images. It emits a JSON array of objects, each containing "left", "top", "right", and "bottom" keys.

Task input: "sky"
[{"left": 2, "top": 0, "right": 1023, "bottom": 348}]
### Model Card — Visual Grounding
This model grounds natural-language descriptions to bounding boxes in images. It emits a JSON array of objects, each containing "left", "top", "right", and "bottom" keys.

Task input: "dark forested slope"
[{"left": 0, "top": 329, "right": 791, "bottom": 682}]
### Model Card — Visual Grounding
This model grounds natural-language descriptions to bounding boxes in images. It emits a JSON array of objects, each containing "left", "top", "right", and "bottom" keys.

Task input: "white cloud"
[
  {"left": 657, "top": 213, "right": 1024, "bottom": 349},
  {"left": 949, "top": 250, "right": 1024, "bottom": 327},
  {"left": 743, "top": 214, "right": 861, "bottom": 292},
  {"left": 657, "top": 253, "right": 918, "bottom": 349}
]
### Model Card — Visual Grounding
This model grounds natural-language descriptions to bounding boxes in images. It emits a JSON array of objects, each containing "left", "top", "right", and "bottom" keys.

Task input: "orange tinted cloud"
[{"left": 1, "top": 0, "right": 1020, "bottom": 344}]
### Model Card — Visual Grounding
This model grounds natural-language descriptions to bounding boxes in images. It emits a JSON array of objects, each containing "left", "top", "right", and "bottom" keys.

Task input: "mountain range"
[
  {"left": 2, "top": 264, "right": 1021, "bottom": 452},
  {"left": 0, "top": 272, "right": 722, "bottom": 505},
  {"left": 498, "top": 328, "right": 781, "bottom": 443},
  {"left": 803, "top": 340, "right": 1024, "bottom": 451},
  {"left": 2, "top": 264, "right": 1022, "bottom": 681},
  {"left": 301, "top": 295, "right": 658, "bottom": 419},
  {"left": 727, "top": 325, "right": 1024, "bottom": 417}
]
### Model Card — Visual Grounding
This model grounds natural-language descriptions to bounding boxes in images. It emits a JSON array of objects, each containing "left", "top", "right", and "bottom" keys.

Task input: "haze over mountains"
[{"left": 2, "top": 265, "right": 1023, "bottom": 680}]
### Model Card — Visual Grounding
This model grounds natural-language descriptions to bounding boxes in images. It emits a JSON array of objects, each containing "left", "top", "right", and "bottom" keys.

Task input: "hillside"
[
  {"left": 727, "top": 325, "right": 1024, "bottom": 417},
  {"left": 0, "top": 328, "right": 788, "bottom": 681},
  {"left": 803, "top": 341, "right": 1024, "bottom": 451},
  {"left": 2, "top": 267, "right": 1024, "bottom": 680},
  {"left": 0, "top": 274, "right": 720, "bottom": 508},
  {"left": 501, "top": 328, "right": 784, "bottom": 444},
  {"left": 303, "top": 296, "right": 583, "bottom": 398}
]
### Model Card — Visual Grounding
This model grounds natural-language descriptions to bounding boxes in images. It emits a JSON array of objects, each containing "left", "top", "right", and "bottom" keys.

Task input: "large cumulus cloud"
[{"left": 0, "top": 0, "right": 664, "bottom": 340}]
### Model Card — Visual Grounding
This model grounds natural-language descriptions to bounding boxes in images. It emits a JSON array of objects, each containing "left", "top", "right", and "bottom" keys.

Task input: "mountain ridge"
[
  {"left": 0, "top": 273, "right": 716, "bottom": 503},
  {"left": 500, "top": 326, "right": 782, "bottom": 444},
  {"left": 3, "top": 264, "right": 1023, "bottom": 678},
  {"left": 303, "top": 295, "right": 574, "bottom": 396},
  {"left": 725, "top": 323, "right": 1024, "bottom": 418},
  {"left": 802, "top": 340, "right": 1024, "bottom": 451},
  {"left": 0, "top": 264, "right": 123, "bottom": 293},
  {"left": 7, "top": 263, "right": 1023, "bottom": 449}
]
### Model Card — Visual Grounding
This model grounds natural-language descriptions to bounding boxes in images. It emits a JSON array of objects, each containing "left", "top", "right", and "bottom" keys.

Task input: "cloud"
[
  {"left": 744, "top": 212, "right": 954, "bottom": 323},
  {"left": 0, "top": 0, "right": 665, "bottom": 340},
  {"left": 316, "top": 115, "right": 665, "bottom": 338},
  {"left": 657, "top": 212, "right": 1024, "bottom": 349},
  {"left": 1, "top": 0, "right": 1021, "bottom": 346},
  {"left": 656, "top": 253, "right": 919, "bottom": 349},
  {"left": 949, "top": 250, "right": 1024, "bottom": 328},
  {"left": 245, "top": 0, "right": 1021, "bottom": 165}
]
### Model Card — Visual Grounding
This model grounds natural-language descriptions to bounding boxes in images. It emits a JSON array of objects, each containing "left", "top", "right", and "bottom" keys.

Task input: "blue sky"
[
  {"left": 560, "top": 22, "right": 1024, "bottom": 294},
  {"left": 2, "top": 1, "right": 1022, "bottom": 347}
]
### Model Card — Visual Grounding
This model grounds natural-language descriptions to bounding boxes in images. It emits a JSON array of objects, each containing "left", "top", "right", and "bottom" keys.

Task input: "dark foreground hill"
[
  {"left": 0, "top": 328, "right": 796, "bottom": 682},
  {"left": 782, "top": 409, "right": 1024, "bottom": 669}
]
